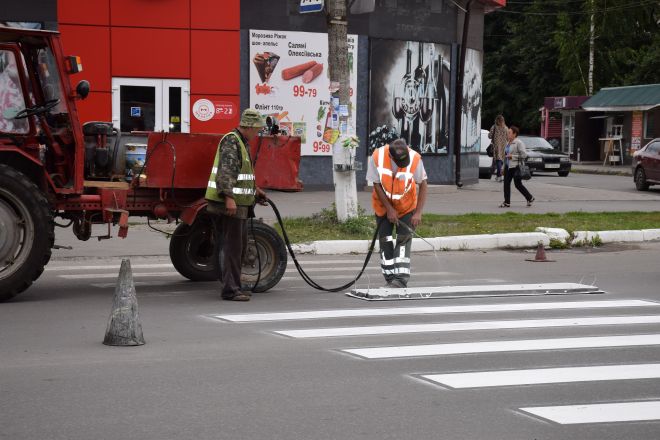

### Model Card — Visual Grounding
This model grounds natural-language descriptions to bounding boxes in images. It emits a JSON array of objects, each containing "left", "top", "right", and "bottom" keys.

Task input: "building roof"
[{"left": 582, "top": 84, "right": 660, "bottom": 112}]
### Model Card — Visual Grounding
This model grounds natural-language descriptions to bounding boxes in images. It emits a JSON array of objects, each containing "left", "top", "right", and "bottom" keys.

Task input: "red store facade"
[{"left": 58, "top": 0, "right": 242, "bottom": 135}]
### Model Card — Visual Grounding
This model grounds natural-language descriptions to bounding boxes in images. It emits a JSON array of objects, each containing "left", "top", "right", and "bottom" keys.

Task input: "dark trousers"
[
  {"left": 503, "top": 165, "right": 533, "bottom": 204},
  {"left": 495, "top": 159, "right": 503, "bottom": 177},
  {"left": 376, "top": 212, "right": 413, "bottom": 287},
  {"left": 213, "top": 215, "right": 247, "bottom": 298}
]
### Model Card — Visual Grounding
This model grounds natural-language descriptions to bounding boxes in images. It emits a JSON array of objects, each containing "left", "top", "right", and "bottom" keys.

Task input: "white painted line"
[
  {"left": 60, "top": 272, "right": 181, "bottom": 279},
  {"left": 285, "top": 267, "right": 382, "bottom": 273},
  {"left": 286, "top": 259, "right": 365, "bottom": 266},
  {"left": 91, "top": 281, "right": 175, "bottom": 288},
  {"left": 352, "top": 283, "right": 600, "bottom": 295},
  {"left": 273, "top": 315, "right": 660, "bottom": 338},
  {"left": 47, "top": 263, "right": 173, "bottom": 271},
  {"left": 423, "top": 363, "right": 660, "bottom": 389},
  {"left": 280, "top": 271, "right": 455, "bottom": 281},
  {"left": 214, "top": 299, "right": 657, "bottom": 322},
  {"left": 519, "top": 401, "right": 660, "bottom": 424},
  {"left": 342, "top": 333, "right": 660, "bottom": 359}
]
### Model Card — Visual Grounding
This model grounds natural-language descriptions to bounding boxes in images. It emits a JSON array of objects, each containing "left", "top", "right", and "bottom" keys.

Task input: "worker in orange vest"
[{"left": 366, "top": 139, "right": 428, "bottom": 288}]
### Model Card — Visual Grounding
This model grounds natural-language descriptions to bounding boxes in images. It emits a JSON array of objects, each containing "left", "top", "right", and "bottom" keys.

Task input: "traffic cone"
[
  {"left": 526, "top": 241, "right": 555, "bottom": 262},
  {"left": 103, "top": 259, "right": 145, "bottom": 346}
]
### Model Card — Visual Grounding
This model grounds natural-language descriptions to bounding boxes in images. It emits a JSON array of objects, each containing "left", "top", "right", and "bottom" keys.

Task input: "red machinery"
[{"left": 0, "top": 27, "right": 287, "bottom": 301}]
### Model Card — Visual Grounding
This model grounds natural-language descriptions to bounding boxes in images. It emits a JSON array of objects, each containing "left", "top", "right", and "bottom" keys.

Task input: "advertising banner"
[
  {"left": 249, "top": 29, "right": 358, "bottom": 156},
  {"left": 631, "top": 111, "right": 642, "bottom": 151}
]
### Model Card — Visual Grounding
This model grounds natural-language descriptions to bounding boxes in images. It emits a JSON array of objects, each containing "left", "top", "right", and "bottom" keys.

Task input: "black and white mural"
[
  {"left": 460, "top": 48, "right": 483, "bottom": 153},
  {"left": 369, "top": 39, "right": 451, "bottom": 155}
]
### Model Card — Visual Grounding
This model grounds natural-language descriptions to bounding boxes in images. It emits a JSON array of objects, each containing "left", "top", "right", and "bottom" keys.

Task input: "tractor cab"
[{"left": 0, "top": 27, "right": 88, "bottom": 194}]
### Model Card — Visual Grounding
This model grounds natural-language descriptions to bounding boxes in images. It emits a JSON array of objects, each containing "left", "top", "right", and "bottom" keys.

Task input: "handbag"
[
  {"left": 486, "top": 143, "right": 493, "bottom": 157},
  {"left": 516, "top": 159, "right": 532, "bottom": 180}
]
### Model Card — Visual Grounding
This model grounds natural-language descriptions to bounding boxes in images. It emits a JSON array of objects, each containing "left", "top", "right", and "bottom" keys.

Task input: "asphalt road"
[
  {"left": 2, "top": 173, "right": 660, "bottom": 439},
  {"left": 2, "top": 242, "right": 660, "bottom": 439}
]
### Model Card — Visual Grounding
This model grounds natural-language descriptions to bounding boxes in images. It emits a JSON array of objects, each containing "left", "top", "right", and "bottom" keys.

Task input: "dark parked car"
[
  {"left": 518, "top": 136, "right": 572, "bottom": 177},
  {"left": 632, "top": 138, "right": 660, "bottom": 191}
]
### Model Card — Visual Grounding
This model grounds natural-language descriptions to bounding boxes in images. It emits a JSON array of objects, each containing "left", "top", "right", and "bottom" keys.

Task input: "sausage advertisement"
[{"left": 249, "top": 29, "right": 358, "bottom": 156}]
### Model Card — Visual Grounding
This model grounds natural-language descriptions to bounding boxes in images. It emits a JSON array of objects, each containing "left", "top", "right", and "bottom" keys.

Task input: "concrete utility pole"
[{"left": 327, "top": 0, "right": 358, "bottom": 221}]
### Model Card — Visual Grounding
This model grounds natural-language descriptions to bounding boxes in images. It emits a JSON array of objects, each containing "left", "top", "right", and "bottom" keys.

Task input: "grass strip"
[{"left": 274, "top": 209, "right": 660, "bottom": 243}]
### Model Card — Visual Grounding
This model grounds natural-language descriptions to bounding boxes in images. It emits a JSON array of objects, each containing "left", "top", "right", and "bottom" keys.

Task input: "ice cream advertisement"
[{"left": 249, "top": 29, "right": 358, "bottom": 156}]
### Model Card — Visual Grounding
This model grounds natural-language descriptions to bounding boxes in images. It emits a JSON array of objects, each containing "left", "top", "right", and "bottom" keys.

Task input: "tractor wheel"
[
  {"left": 241, "top": 220, "right": 287, "bottom": 293},
  {"left": 169, "top": 212, "right": 217, "bottom": 281},
  {"left": 0, "top": 164, "right": 54, "bottom": 302}
]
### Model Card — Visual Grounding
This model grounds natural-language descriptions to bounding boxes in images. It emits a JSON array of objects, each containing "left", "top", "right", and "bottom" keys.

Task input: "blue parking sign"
[
  {"left": 300, "top": 0, "right": 324, "bottom": 13},
  {"left": 130, "top": 107, "right": 141, "bottom": 117}
]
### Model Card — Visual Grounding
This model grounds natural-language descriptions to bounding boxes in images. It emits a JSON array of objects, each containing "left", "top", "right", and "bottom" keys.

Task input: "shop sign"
[
  {"left": 192, "top": 99, "right": 214, "bottom": 122},
  {"left": 300, "top": 0, "right": 324, "bottom": 13},
  {"left": 130, "top": 106, "right": 141, "bottom": 117},
  {"left": 249, "top": 29, "right": 358, "bottom": 156},
  {"left": 213, "top": 102, "right": 235, "bottom": 120},
  {"left": 192, "top": 99, "right": 236, "bottom": 122}
]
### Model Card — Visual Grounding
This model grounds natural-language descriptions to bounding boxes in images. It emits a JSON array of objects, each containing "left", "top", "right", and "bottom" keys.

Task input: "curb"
[
  {"left": 290, "top": 228, "right": 660, "bottom": 255},
  {"left": 571, "top": 167, "right": 631, "bottom": 177}
]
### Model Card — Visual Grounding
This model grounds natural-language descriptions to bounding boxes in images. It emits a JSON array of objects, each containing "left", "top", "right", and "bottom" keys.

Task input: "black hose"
[{"left": 265, "top": 197, "right": 381, "bottom": 293}]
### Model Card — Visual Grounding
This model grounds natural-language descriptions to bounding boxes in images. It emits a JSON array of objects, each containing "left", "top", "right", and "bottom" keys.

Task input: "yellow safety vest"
[{"left": 205, "top": 132, "right": 256, "bottom": 206}]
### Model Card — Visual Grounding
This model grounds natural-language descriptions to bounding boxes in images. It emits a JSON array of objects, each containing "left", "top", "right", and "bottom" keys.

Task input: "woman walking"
[
  {"left": 500, "top": 125, "right": 534, "bottom": 208},
  {"left": 488, "top": 115, "right": 508, "bottom": 182}
]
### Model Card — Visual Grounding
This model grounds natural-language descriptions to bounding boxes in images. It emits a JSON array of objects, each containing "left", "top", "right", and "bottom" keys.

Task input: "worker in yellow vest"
[
  {"left": 205, "top": 108, "right": 266, "bottom": 301},
  {"left": 366, "top": 139, "right": 428, "bottom": 288}
]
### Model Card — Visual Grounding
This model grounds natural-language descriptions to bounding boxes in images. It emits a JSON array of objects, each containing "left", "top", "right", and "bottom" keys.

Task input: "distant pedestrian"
[
  {"left": 488, "top": 115, "right": 508, "bottom": 182},
  {"left": 367, "top": 139, "right": 428, "bottom": 288},
  {"left": 500, "top": 125, "right": 534, "bottom": 208}
]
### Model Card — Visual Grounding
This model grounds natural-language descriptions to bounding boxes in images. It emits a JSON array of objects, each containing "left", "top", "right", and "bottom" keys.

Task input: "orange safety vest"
[{"left": 371, "top": 145, "right": 421, "bottom": 217}]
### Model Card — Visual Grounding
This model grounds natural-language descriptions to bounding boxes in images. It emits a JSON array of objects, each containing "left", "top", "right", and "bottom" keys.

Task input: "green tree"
[{"left": 482, "top": 0, "right": 660, "bottom": 134}]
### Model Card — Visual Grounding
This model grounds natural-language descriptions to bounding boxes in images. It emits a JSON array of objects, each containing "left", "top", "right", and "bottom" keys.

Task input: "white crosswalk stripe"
[
  {"left": 214, "top": 296, "right": 660, "bottom": 427},
  {"left": 273, "top": 315, "right": 660, "bottom": 338},
  {"left": 519, "top": 401, "right": 660, "bottom": 425},
  {"left": 342, "top": 334, "right": 660, "bottom": 359},
  {"left": 422, "top": 363, "right": 660, "bottom": 389},
  {"left": 214, "top": 299, "right": 657, "bottom": 322}
]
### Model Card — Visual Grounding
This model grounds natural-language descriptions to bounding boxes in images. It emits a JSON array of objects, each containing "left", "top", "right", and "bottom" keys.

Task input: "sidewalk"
[{"left": 53, "top": 168, "right": 659, "bottom": 259}]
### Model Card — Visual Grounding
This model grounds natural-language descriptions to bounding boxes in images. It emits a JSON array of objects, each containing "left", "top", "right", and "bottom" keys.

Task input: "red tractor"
[{"left": 0, "top": 27, "right": 287, "bottom": 302}]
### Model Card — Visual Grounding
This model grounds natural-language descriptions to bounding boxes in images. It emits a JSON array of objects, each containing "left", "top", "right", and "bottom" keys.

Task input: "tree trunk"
[
  {"left": 327, "top": 0, "right": 358, "bottom": 221},
  {"left": 588, "top": 0, "right": 595, "bottom": 96}
]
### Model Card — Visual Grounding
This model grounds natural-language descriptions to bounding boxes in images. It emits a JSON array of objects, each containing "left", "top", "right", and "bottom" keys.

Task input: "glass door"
[
  {"left": 163, "top": 79, "right": 190, "bottom": 133},
  {"left": 112, "top": 78, "right": 189, "bottom": 133}
]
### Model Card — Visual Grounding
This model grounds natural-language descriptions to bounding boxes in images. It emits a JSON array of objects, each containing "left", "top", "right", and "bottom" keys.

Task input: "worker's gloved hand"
[
  {"left": 256, "top": 187, "right": 268, "bottom": 206},
  {"left": 386, "top": 206, "right": 399, "bottom": 225},
  {"left": 225, "top": 197, "right": 237, "bottom": 216}
]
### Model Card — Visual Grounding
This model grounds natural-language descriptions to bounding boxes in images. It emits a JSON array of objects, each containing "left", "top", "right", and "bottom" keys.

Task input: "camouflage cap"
[{"left": 239, "top": 108, "right": 266, "bottom": 128}]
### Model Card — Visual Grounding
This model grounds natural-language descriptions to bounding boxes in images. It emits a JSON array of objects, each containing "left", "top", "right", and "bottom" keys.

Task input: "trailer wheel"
[
  {"left": 241, "top": 220, "right": 287, "bottom": 293},
  {"left": 0, "top": 164, "right": 54, "bottom": 302},
  {"left": 169, "top": 213, "right": 217, "bottom": 281},
  {"left": 169, "top": 214, "right": 287, "bottom": 292}
]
